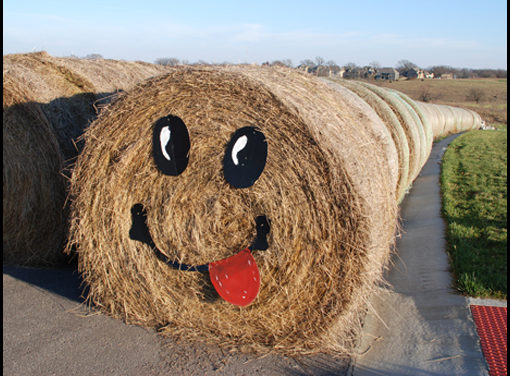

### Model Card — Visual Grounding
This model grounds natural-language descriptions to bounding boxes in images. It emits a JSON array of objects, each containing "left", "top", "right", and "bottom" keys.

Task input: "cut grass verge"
[{"left": 441, "top": 130, "right": 507, "bottom": 299}]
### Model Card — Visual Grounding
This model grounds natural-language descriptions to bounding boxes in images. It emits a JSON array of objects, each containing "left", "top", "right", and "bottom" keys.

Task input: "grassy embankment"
[
  {"left": 441, "top": 131, "right": 507, "bottom": 299},
  {"left": 373, "top": 78, "right": 507, "bottom": 299}
]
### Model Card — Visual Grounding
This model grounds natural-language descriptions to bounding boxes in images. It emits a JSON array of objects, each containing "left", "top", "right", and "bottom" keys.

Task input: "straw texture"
[
  {"left": 67, "top": 66, "right": 399, "bottom": 355},
  {"left": 3, "top": 51, "right": 172, "bottom": 265}
]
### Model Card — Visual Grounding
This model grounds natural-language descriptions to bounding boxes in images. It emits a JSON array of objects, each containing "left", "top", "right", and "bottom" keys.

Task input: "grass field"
[
  {"left": 372, "top": 78, "right": 507, "bottom": 126},
  {"left": 441, "top": 130, "right": 507, "bottom": 299}
]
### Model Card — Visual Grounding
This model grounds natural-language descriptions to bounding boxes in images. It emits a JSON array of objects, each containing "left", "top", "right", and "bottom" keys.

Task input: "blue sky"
[{"left": 3, "top": 0, "right": 507, "bottom": 69}]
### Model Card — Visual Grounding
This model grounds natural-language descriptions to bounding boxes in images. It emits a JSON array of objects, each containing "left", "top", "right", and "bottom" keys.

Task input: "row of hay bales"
[
  {"left": 3, "top": 51, "right": 172, "bottom": 265},
  {"left": 3, "top": 59, "right": 482, "bottom": 355},
  {"left": 324, "top": 78, "right": 481, "bottom": 201},
  {"left": 64, "top": 66, "right": 482, "bottom": 355}
]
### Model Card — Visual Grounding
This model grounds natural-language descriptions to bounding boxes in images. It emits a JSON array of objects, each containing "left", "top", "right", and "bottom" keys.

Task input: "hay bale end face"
[
  {"left": 3, "top": 51, "right": 174, "bottom": 266},
  {"left": 68, "top": 67, "right": 399, "bottom": 354},
  {"left": 3, "top": 76, "right": 67, "bottom": 266}
]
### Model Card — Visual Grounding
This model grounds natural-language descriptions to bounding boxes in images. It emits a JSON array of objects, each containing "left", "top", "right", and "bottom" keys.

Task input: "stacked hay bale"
[
  {"left": 3, "top": 51, "right": 172, "bottom": 266},
  {"left": 3, "top": 75, "right": 67, "bottom": 266},
  {"left": 67, "top": 66, "right": 399, "bottom": 355}
]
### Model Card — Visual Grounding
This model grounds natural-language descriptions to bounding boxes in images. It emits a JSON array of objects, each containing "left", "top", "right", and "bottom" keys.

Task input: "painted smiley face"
[{"left": 129, "top": 115, "right": 270, "bottom": 307}]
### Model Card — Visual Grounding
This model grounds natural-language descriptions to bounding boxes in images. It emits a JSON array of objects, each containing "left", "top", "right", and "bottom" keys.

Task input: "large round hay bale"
[
  {"left": 3, "top": 75, "right": 67, "bottom": 266},
  {"left": 389, "top": 90, "right": 433, "bottom": 167},
  {"left": 46, "top": 55, "right": 172, "bottom": 95},
  {"left": 3, "top": 52, "right": 98, "bottom": 160},
  {"left": 438, "top": 104, "right": 457, "bottom": 136},
  {"left": 355, "top": 82, "right": 422, "bottom": 188},
  {"left": 67, "top": 66, "right": 398, "bottom": 354},
  {"left": 471, "top": 109, "right": 482, "bottom": 130},
  {"left": 417, "top": 101, "right": 443, "bottom": 137},
  {"left": 3, "top": 51, "right": 173, "bottom": 266},
  {"left": 324, "top": 78, "right": 410, "bottom": 202}
]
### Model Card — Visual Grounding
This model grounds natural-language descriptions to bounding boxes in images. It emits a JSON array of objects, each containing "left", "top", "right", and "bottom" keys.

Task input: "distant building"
[
  {"left": 424, "top": 71, "right": 434, "bottom": 79},
  {"left": 440, "top": 73, "right": 454, "bottom": 80},
  {"left": 401, "top": 68, "right": 421, "bottom": 79},
  {"left": 375, "top": 68, "right": 400, "bottom": 81},
  {"left": 329, "top": 66, "right": 346, "bottom": 78},
  {"left": 342, "top": 67, "right": 361, "bottom": 79},
  {"left": 296, "top": 64, "right": 311, "bottom": 73}
]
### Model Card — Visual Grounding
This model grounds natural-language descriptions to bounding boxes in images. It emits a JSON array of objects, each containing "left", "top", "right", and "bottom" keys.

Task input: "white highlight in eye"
[
  {"left": 160, "top": 126, "right": 171, "bottom": 160},
  {"left": 231, "top": 135, "right": 248, "bottom": 166}
]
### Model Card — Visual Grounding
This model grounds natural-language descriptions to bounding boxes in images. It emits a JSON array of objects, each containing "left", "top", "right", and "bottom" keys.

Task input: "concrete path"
[
  {"left": 3, "top": 266, "right": 350, "bottom": 375},
  {"left": 350, "top": 134, "right": 504, "bottom": 376}
]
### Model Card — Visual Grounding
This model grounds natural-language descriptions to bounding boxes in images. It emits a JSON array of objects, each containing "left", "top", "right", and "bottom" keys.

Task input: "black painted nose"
[{"left": 249, "top": 215, "right": 270, "bottom": 251}]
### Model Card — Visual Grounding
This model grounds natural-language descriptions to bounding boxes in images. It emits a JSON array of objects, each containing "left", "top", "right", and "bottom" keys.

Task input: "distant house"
[
  {"left": 440, "top": 73, "right": 454, "bottom": 80},
  {"left": 297, "top": 64, "right": 311, "bottom": 73},
  {"left": 329, "top": 66, "right": 346, "bottom": 78},
  {"left": 375, "top": 68, "right": 399, "bottom": 81},
  {"left": 402, "top": 68, "right": 421, "bottom": 79},
  {"left": 342, "top": 68, "right": 361, "bottom": 79},
  {"left": 424, "top": 71, "right": 434, "bottom": 79},
  {"left": 361, "top": 66, "right": 376, "bottom": 79}
]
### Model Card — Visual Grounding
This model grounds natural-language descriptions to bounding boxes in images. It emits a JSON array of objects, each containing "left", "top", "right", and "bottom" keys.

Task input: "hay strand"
[{"left": 67, "top": 66, "right": 398, "bottom": 355}]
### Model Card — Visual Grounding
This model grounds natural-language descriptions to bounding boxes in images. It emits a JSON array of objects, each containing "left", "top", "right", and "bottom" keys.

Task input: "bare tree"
[
  {"left": 282, "top": 59, "right": 293, "bottom": 67},
  {"left": 155, "top": 57, "right": 180, "bottom": 66},
  {"left": 271, "top": 59, "right": 293, "bottom": 67},
  {"left": 418, "top": 87, "right": 434, "bottom": 102},
  {"left": 344, "top": 62, "right": 358, "bottom": 70},
  {"left": 315, "top": 56, "right": 325, "bottom": 66},
  {"left": 467, "top": 88, "right": 485, "bottom": 103},
  {"left": 84, "top": 53, "right": 103, "bottom": 60},
  {"left": 396, "top": 59, "right": 418, "bottom": 73},
  {"left": 300, "top": 59, "right": 314, "bottom": 67},
  {"left": 369, "top": 61, "right": 381, "bottom": 69}
]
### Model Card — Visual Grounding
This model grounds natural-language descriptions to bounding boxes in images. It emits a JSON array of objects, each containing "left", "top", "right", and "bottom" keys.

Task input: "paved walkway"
[
  {"left": 3, "top": 263, "right": 351, "bottom": 375},
  {"left": 351, "top": 134, "right": 505, "bottom": 376}
]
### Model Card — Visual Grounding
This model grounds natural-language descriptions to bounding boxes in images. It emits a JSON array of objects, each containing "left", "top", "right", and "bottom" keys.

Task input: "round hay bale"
[
  {"left": 449, "top": 106, "right": 463, "bottom": 134},
  {"left": 438, "top": 104, "right": 457, "bottom": 136},
  {"left": 3, "top": 75, "right": 67, "bottom": 266},
  {"left": 46, "top": 54, "right": 172, "bottom": 95},
  {"left": 431, "top": 103, "right": 447, "bottom": 137},
  {"left": 68, "top": 67, "right": 398, "bottom": 355},
  {"left": 355, "top": 81, "right": 422, "bottom": 188},
  {"left": 325, "top": 78, "right": 410, "bottom": 202},
  {"left": 458, "top": 108, "right": 477, "bottom": 131},
  {"left": 3, "top": 51, "right": 174, "bottom": 267},
  {"left": 390, "top": 90, "right": 433, "bottom": 167},
  {"left": 3, "top": 52, "right": 98, "bottom": 160},
  {"left": 470, "top": 109, "right": 482, "bottom": 129},
  {"left": 4, "top": 52, "right": 172, "bottom": 161},
  {"left": 417, "top": 102, "right": 443, "bottom": 138},
  {"left": 315, "top": 79, "right": 399, "bottom": 196}
]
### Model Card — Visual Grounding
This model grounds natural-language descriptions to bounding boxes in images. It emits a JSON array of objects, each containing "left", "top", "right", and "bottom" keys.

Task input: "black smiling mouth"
[
  {"left": 129, "top": 203, "right": 270, "bottom": 272},
  {"left": 131, "top": 115, "right": 270, "bottom": 306}
]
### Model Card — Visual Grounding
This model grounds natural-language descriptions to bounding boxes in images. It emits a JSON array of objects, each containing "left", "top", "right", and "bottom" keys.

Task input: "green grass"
[{"left": 441, "top": 130, "right": 507, "bottom": 299}]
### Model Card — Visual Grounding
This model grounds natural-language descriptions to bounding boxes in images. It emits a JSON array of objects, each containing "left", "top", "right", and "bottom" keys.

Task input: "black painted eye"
[
  {"left": 153, "top": 115, "right": 190, "bottom": 176},
  {"left": 223, "top": 126, "right": 267, "bottom": 188}
]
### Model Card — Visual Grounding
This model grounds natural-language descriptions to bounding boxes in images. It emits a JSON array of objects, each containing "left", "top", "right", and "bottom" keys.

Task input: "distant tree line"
[{"left": 153, "top": 56, "right": 506, "bottom": 79}]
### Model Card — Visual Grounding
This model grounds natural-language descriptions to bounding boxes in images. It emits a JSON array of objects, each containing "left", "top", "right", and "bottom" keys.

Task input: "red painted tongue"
[{"left": 208, "top": 248, "right": 260, "bottom": 307}]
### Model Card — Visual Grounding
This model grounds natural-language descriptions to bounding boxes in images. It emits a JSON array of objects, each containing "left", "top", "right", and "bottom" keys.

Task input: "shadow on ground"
[{"left": 3, "top": 265, "right": 84, "bottom": 303}]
